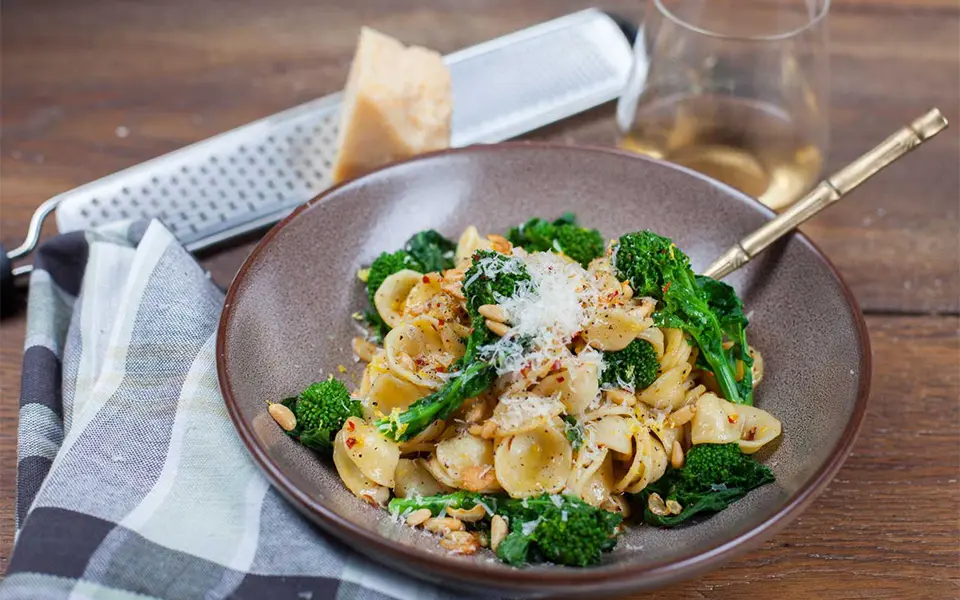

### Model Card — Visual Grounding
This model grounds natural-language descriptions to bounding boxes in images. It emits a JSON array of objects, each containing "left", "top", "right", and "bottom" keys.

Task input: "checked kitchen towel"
[{"left": 4, "top": 220, "right": 492, "bottom": 600}]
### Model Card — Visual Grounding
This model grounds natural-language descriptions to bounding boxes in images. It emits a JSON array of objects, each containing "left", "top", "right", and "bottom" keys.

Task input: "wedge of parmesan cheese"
[{"left": 331, "top": 27, "right": 452, "bottom": 183}]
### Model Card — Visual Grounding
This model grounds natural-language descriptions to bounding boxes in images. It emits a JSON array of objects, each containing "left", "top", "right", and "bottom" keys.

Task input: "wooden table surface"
[{"left": 1, "top": 0, "right": 957, "bottom": 598}]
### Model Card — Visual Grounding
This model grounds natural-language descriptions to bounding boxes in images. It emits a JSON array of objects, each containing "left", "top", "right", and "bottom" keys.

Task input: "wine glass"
[{"left": 617, "top": 0, "right": 830, "bottom": 210}]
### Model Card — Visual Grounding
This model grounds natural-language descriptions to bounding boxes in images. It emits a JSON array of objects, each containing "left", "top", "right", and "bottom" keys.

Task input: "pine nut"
[
  {"left": 448, "top": 505, "right": 487, "bottom": 522},
  {"left": 478, "top": 304, "right": 509, "bottom": 323},
  {"left": 268, "top": 403, "right": 297, "bottom": 431},
  {"left": 621, "top": 281, "right": 634, "bottom": 301},
  {"left": 605, "top": 389, "right": 636, "bottom": 406},
  {"left": 668, "top": 404, "right": 697, "bottom": 427},
  {"left": 440, "top": 530, "right": 480, "bottom": 554},
  {"left": 666, "top": 499, "right": 683, "bottom": 515},
  {"left": 487, "top": 234, "right": 513, "bottom": 254},
  {"left": 352, "top": 337, "right": 377, "bottom": 362},
  {"left": 490, "top": 515, "right": 508, "bottom": 552},
  {"left": 647, "top": 492, "right": 670, "bottom": 517},
  {"left": 485, "top": 319, "right": 510, "bottom": 337},
  {"left": 480, "top": 420, "right": 499, "bottom": 439},
  {"left": 404, "top": 508, "right": 433, "bottom": 527},
  {"left": 423, "top": 517, "right": 464, "bottom": 534},
  {"left": 670, "top": 440, "right": 685, "bottom": 469},
  {"left": 467, "top": 423, "right": 484, "bottom": 437}
]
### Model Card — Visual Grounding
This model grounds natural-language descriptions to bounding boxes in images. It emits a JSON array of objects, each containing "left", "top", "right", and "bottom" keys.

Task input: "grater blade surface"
[{"left": 54, "top": 9, "right": 633, "bottom": 251}]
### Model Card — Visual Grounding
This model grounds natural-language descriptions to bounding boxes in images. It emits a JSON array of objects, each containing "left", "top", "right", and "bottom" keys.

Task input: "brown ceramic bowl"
[{"left": 217, "top": 143, "right": 870, "bottom": 598}]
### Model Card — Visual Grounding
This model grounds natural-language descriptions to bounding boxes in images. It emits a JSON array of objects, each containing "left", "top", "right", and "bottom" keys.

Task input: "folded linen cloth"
[{"left": 3, "top": 221, "right": 491, "bottom": 600}]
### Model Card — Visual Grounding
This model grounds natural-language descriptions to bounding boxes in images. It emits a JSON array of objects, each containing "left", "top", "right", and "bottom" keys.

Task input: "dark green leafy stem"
[
  {"left": 404, "top": 229, "right": 457, "bottom": 273},
  {"left": 389, "top": 492, "right": 622, "bottom": 567},
  {"left": 279, "top": 377, "right": 363, "bottom": 452},
  {"left": 695, "top": 275, "right": 754, "bottom": 402},
  {"left": 613, "top": 231, "right": 754, "bottom": 405},
  {"left": 506, "top": 213, "right": 605, "bottom": 268},
  {"left": 634, "top": 443, "right": 774, "bottom": 527},
  {"left": 376, "top": 251, "right": 532, "bottom": 441}
]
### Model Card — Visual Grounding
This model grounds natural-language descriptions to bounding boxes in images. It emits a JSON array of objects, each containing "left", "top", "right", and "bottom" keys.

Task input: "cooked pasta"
[{"left": 270, "top": 216, "right": 782, "bottom": 567}]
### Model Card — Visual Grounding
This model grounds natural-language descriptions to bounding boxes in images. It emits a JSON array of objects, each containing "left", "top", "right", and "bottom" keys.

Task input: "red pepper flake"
[
  {"left": 345, "top": 437, "right": 358, "bottom": 449},
  {"left": 728, "top": 414, "right": 739, "bottom": 424},
  {"left": 662, "top": 282, "right": 672, "bottom": 294},
  {"left": 436, "top": 365, "right": 447, "bottom": 373},
  {"left": 557, "top": 376, "right": 565, "bottom": 383},
  {"left": 345, "top": 420, "right": 356, "bottom": 432},
  {"left": 551, "top": 360, "right": 562, "bottom": 371},
  {"left": 520, "top": 366, "right": 531, "bottom": 377},
  {"left": 438, "top": 318, "right": 446, "bottom": 326},
  {"left": 422, "top": 275, "right": 430, "bottom": 284},
  {"left": 745, "top": 426, "right": 757, "bottom": 441}
]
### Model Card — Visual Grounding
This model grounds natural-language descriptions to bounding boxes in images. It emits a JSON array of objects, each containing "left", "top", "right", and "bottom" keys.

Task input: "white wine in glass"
[{"left": 617, "top": 0, "right": 830, "bottom": 210}]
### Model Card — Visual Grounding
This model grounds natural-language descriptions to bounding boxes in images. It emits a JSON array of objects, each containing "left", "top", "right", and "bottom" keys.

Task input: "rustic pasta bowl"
[{"left": 217, "top": 143, "right": 870, "bottom": 598}]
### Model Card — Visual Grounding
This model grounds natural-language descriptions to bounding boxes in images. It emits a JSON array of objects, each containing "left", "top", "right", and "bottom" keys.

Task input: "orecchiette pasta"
[{"left": 280, "top": 221, "right": 783, "bottom": 565}]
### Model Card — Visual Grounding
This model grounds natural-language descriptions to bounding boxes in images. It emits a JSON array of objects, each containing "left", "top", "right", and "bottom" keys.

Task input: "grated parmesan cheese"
[{"left": 490, "top": 393, "right": 564, "bottom": 434}]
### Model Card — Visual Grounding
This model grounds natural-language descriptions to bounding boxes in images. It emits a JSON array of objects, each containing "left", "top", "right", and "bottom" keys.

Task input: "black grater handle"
[{"left": 0, "top": 244, "right": 19, "bottom": 318}]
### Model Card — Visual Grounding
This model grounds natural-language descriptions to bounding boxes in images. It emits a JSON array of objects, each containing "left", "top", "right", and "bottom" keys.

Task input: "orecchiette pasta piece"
[
  {"left": 362, "top": 369, "right": 430, "bottom": 420},
  {"left": 383, "top": 316, "right": 452, "bottom": 390},
  {"left": 637, "top": 363, "right": 694, "bottom": 411},
  {"left": 393, "top": 458, "right": 449, "bottom": 498},
  {"left": 438, "top": 322, "right": 466, "bottom": 359},
  {"left": 495, "top": 420, "right": 573, "bottom": 497},
  {"left": 582, "top": 306, "right": 649, "bottom": 351},
  {"left": 660, "top": 328, "right": 694, "bottom": 371},
  {"left": 455, "top": 225, "right": 492, "bottom": 266},
  {"left": 423, "top": 454, "right": 460, "bottom": 489},
  {"left": 534, "top": 361, "right": 600, "bottom": 414},
  {"left": 374, "top": 269, "right": 423, "bottom": 328},
  {"left": 616, "top": 427, "right": 669, "bottom": 494},
  {"left": 589, "top": 416, "right": 635, "bottom": 456},
  {"left": 435, "top": 432, "right": 500, "bottom": 492},
  {"left": 333, "top": 427, "right": 390, "bottom": 506},
  {"left": 579, "top": 453, "right": 616, "bottom": 508},
  {"left": 489, "top": 392, "right": 565, "bottom": 436},
  {"left": 636, "top": 327, "right": 665, "bottom": 359},
  {"left": 398, "top": 419, "right": 447, "bottom": 455},
  {"left": 338, "top": 417, "right": 401, "bottom": 488},
  {"left": 691, "top": 393, "right": 782, "bottom": 453}
]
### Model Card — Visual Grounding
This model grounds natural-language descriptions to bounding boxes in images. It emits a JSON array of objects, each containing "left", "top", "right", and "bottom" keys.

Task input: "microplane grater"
[{"left": 49, "top": 10, "right": 632, "bottom": 250}]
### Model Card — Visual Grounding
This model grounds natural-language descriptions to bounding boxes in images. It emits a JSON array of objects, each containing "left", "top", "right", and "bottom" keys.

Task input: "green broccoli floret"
[
  {"left": 613, "top": 231, "right": 753, "bottom": 405},
  {"left": 366, "top": 250, "right": 424, "bottom": 305},
  {"left": 376, "top": 250, "right": 532, "bottom": 441},
  {"left": 280, "top": 377, "right": 363, "bottom": 452},
  {"left": 507, "top": 213, "right": 604, "bottom": 268},
  {"left": 404, "top": 229, "right": 457, "bottom": 273},
  {"left": 388, "top": 492, "right": 623, "bottom": 567},
  {"left": 636, "top": 443, "right": 775, "bottom": 527},
  {"left": 600, "top": 338, "right": 659, "bottom": 392}
]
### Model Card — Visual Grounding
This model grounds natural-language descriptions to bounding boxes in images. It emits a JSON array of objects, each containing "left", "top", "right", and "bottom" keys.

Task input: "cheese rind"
[{"left": 332, "top": 27, "right": 452, "bottom": 183}]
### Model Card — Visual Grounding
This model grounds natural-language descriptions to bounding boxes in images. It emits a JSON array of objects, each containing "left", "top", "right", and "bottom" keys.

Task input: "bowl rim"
[{"left": 216, "top": 142, "right": 871, "bottom": 593}]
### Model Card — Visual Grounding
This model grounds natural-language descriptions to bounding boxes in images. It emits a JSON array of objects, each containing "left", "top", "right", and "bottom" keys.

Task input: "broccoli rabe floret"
[
  {"left": 613, "top": 231, "right": 753, "bottom": 405},
  {"left": 388, "top": 492, "right": 623, "bottom": 567},
  {"left": 635, "top": 443, "right": 774, "bottom": 527},
  {"left": 507, "top": 213, "right": 604, "bottom": 268},
  {"left": 375, "top": 250, "right": 532, "bottom": 441},
  {"left": 404, "top": 229, "right": 457, "bottom": 273},
  {"left": 280, "top": 377, "right": 363, "bottom": 452},
  {"left": 600, "top": 338, "right": 659, "bottom": 392}
]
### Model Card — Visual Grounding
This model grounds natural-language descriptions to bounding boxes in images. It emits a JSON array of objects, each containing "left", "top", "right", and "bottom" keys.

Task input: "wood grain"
[{"left": 1, "top": 0, "right": 958, "bottom": 596}]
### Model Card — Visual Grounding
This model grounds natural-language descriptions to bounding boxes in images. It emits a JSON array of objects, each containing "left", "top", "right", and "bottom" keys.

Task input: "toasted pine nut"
[
  {"left": 467, "top": 423, "right": 484, "bottom": 437},
  {"left": 423, "top": 517, "right": 464, "bottom": 534},
  {"left": 670, "top": 441, "right": 685, "bottom": 470},
  {"left": 440, "top": 282, "right": 465, "bottom": 300},
  {"left": 490, "top": 515, "right": 508, "bottom": 552},
  {"left": 478, "top": 304, "right": 509, "bottom": 323},
  {"left": 268, "top": 403, "right": 297, "bottom": 431},
  {"left": 476, "top": 530, "right": 490, "bottom": 548},
  {"left": 487, "top": 234, "right": 513, "bottom": 254},
  {"left": 447, "top": 505, "right": 487, "bottom": 522},
  {"left": 666, "top": 499, "right": 683, "bottom": 515},
  {"left": 668, "top": 404, "right": 697, "bottom": 427},
  {"left": 440, "top": 530, "right": 480, "bottom": 554},
  {"left": 405, "top": 508, "right": 433, "bottom": 527},
  {"left": 352, "top": 337, "right": 377, "bottom": 362},
  {"left": 647, "top": 492, "right": 670, "bottom": 517},
  {"left": 605, "top": 389, "right": 636, "bottom": 406},
  {"left": 486, "top": 319, "right": 510, "bottom": 337},
  {"left": 621, "top": 281, "right": 634, "bottom": 301}
]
